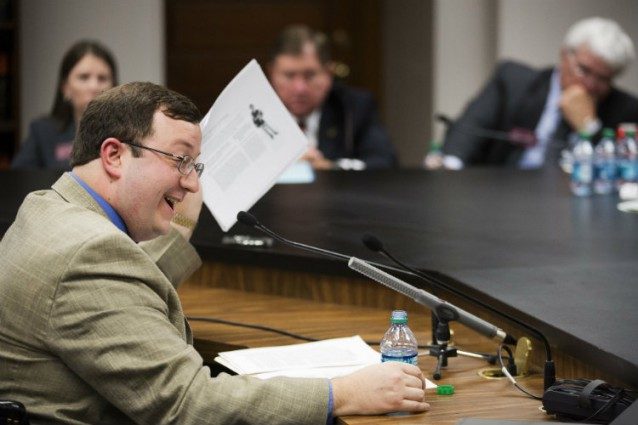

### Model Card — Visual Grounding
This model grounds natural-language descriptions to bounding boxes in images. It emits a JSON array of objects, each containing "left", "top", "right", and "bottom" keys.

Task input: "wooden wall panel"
[
  {"left": 183, "top": 260, "right": 633, "bottom": 387},
  {"left": 165, "top": 0, "right": 382, "bottom": 115}
]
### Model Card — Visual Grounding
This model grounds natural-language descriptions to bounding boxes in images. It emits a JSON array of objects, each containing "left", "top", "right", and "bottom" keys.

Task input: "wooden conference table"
[
  {"left": 1, "top": 167, "right": 637, "bottom": 421},
  {"left": 178, "top": 285, "right": 547, "bottom": 424}
]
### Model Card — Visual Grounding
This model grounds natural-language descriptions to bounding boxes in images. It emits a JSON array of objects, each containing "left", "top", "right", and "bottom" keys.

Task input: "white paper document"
[
  {"left": 214, "top": 335, "right": 437, "bottom": 388},
  {"left": 199, "top": 59, "right": 309, "bottom": 231}
]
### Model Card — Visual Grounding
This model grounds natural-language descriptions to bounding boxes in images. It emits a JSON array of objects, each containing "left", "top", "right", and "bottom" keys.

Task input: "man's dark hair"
[
  {"left": 71, "top": 82, "right": 202, "bottom": 167},
  {"left": 51, "top": 40, "right": 119, "bottom": 131},
  {"left": 269, "top": 24, "right": 331, "bottom": 65}
]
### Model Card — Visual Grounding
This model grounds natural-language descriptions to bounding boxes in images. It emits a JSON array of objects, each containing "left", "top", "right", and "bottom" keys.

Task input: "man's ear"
[{"left": 100, "top": 138, "right": 126, "bottom": 179}]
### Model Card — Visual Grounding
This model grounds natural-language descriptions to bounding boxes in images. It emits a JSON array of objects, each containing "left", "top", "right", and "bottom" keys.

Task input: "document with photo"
[{"left": 199, "top": 59, "right": 308, "bottom": 231}]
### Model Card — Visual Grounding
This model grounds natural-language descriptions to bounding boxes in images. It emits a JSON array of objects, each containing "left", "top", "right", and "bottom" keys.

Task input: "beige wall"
[
  {"left": 20, "top": 0, "right": 164, "bottom": 138},
  {"left": 382, "top": 0, "right": 432, "bottom": 167},
  {"left": 430, "top": 0, "right": 497, "bottom": 152},
  {"left": 497, "top": 0, "right": 638, "bottom": 91},
  {"left": 18, "top": 0, "right": 638, "bottom": 166}
]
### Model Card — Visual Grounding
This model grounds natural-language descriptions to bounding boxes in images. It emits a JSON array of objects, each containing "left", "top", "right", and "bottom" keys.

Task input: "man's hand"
[
  {"left": 301, "top": 147, "right": 334, "bottom": 170},
  {"left": 560, "top": 85, "right": 597, "bottom": 132},
  {"left": 331, "top": 362, "right": 430, "bottom": 416},
  {"left": 171, "top": 187, "right": 203, "bottom": 241}
]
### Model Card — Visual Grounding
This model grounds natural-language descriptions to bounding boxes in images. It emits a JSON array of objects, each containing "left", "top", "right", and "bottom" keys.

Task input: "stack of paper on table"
[{"left": 214, "top": 335, "right": 437, "bottom": 388}]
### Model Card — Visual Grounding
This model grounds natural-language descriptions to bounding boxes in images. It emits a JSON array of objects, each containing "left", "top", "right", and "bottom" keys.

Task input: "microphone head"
[
  {"left": 237, "top": 211, "right": 260, "bottom": 227},
  {"left": 362, "top": 233, "right": 384, "bottom": 252},
  {"left": 435, "top": 113, "right": 453, "bottom": 126}
]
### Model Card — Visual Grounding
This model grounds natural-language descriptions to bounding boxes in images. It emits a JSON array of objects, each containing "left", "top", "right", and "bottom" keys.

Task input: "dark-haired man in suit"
[{"left": 268, "top": 24, "right": 397, "bottom": 170}]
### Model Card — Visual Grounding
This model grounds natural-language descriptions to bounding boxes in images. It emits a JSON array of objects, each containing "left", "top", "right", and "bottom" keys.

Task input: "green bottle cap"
[
  {"left": 436, "top": 384, "right": 455, "bottom": 395},
  {"left": 602, "top": 128, "right": 615, "bottom": 138}
]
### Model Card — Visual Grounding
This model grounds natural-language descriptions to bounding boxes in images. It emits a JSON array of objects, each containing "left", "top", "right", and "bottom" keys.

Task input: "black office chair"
[{"left": 0, "top": 400, "right": 29, "bottom": 425}]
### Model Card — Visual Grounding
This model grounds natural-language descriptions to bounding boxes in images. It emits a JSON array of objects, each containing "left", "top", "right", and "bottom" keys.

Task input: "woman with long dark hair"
[{"left": 12, "top": 40, "right": 118, "bottom": 169}]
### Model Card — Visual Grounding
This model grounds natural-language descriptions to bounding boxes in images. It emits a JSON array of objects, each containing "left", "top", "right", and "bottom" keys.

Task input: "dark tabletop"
[{"left": 2, "top": 168, "right": 637, "bottom": 386}]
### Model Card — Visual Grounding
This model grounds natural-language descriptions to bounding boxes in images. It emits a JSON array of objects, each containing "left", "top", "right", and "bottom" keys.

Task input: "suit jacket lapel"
[
  {"left": 511, "top": 68, "right": 553, "bottom": 131},
  {"left": 319, "top": 84, "right": 350, "bottom": 158},
  {"left": 503, "top": 68, "right": 554, "bottom": 166}
]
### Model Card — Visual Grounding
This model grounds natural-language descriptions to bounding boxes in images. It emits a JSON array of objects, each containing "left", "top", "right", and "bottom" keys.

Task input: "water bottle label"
[
  {"left": 595, "top": 162, "right": 616, "bottom": 181},
  {"left": 381, "top": 353, "right": 418, "bottom": 366},
  {"left": 572, "top": 162, "right": 592, "bottom": 184},
  {"left": 619, "top": 161, "right": 638, "bottom": 181}
]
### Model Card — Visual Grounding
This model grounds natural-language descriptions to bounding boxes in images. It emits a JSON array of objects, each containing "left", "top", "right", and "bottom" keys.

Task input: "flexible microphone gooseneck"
[
  {"left": 236, "top": 212, "right": 517, "bottom": 344},
  {"left": 437, "top": 113, "right": 569, "bottom": 157},
  {"left": 348, "top": 257, "right": 514, "bottom": 345},
  {"left": 237, "top": 211, "right": 416, "bottom": 276},
  {"left": 237, "top": 211, "right": 350, "bottom": 262},
  {"left": 436, "top": 113, "right": 537, "bottom": 147},
  {"left": 362, "top": 233, "right": 555, "bottom": 390}
]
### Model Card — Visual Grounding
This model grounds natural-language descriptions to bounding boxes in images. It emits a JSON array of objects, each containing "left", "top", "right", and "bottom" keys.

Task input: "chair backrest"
[{"left": 0, "top": 400, "right": 29, "bottom": 425}]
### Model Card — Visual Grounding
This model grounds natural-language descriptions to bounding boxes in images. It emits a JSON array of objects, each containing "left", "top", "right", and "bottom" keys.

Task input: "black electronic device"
[
  {"left": 456, "top": 399, "right": 638, "bottom": 425},
  {"left": 542, "top": 379, "right": 636, "bottom": 424},
  {"left": 0, "top": 400, "right": 29, "bottom": 425}
]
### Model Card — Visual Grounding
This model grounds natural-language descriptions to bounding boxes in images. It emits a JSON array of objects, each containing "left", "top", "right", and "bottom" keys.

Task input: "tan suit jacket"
[{"left": 0, "top": 173, "right": 330, "bottom": 424}]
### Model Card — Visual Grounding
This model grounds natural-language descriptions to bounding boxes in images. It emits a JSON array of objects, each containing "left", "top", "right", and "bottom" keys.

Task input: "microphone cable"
[
  {"left": 498, "top": 342, "right": 543, "bottom": 401},
  {"left": 187, "top": 315, "right": 439, "bottom": 349}
]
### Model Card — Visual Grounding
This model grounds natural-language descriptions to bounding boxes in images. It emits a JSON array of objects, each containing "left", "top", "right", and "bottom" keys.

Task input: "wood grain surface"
[{"left": 178, "top": 285, "right": 554, "bottom": 424}]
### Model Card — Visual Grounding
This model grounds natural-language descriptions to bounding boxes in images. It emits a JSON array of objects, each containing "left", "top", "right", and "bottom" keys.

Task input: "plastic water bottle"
[
  {"left": 570, "top": 132, "right": 594, "bottom": 197},
  {"left": 380, "top": 310, "right": 418, "bottom": 366},
  {"left": 593, "top": 128, "right": 616, "bottom": 195},
  {"left": 616, "top": 127, "right": 638, "bottom": 189}
]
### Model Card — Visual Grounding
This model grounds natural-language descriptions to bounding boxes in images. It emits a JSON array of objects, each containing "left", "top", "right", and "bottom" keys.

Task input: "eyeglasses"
[
  {"left": 567, "top": 51, "right": 614, "bottom": 87},
  {"left": 121, "top": 141, "right": 204, "bottom": 177}
]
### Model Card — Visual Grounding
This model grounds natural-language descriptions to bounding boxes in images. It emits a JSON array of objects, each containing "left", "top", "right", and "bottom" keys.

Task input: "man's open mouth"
[{"left": 165, "top": 196, "right": 178, "bottom": 210}]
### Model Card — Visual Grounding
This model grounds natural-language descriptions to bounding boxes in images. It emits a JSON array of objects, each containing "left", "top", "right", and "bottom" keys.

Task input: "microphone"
[
  {"left": 348, "top": 257, "right": 514, "bottom": 344},
  {"left": 237, "top": 211, "right": 350, "bottom": 262},
  {"left": 436, "top": 113, "right": 538, "bottom": 147},
  {"left": 237, "top": 211, "right": 413, "bottom": 275},
  {"left": 238, "top": 211, "right": 554, "bottom": 388},
  {"left": 362, "top": 232, "right": 556, "bottom": 390}
]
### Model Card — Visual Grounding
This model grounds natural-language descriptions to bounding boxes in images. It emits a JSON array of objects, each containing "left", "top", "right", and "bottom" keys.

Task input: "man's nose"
[
  {"left": 291, "top": 76, "right": 309, "bottom": 93},
  {"left": 181, "top": 170, "right": 200, "bottom": 193}
]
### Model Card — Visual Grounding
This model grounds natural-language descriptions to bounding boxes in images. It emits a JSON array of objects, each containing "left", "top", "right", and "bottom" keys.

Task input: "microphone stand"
[
  {"left": 361, "top": 233, "right": 555, "bottom": 390},
  {"left": 348, "top": 257, "right": 515, "bottom": 381},
  {"left": 362, "top": 234, "right": 506, "bottom": 376},
  {"left": 237, "top": 212, "right": 554, "bottom": 388},
  {"left": 430, "top": 306, "right": 457, "bottom": 380}
]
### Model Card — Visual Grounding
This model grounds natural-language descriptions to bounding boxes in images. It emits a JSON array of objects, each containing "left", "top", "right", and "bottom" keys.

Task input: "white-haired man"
[{"left": 433, "top": 17, "right": 638, "bottom": 169}]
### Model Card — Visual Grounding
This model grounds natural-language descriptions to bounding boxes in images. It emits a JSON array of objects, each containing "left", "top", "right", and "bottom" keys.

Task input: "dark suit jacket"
[
  {"left": 442, "top": 61, "right": 638, "bottom": 167},
  {"left": 11, "top": 116, "right": 74, "bottom": 169},
  {"left": 319, "top": 82, "right": 397, "bottom": 169}
]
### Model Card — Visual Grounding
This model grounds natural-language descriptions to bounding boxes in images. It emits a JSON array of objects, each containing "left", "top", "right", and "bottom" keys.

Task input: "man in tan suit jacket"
[{"left": 0, "top": 82, "right": 428, "bottom": 424}]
